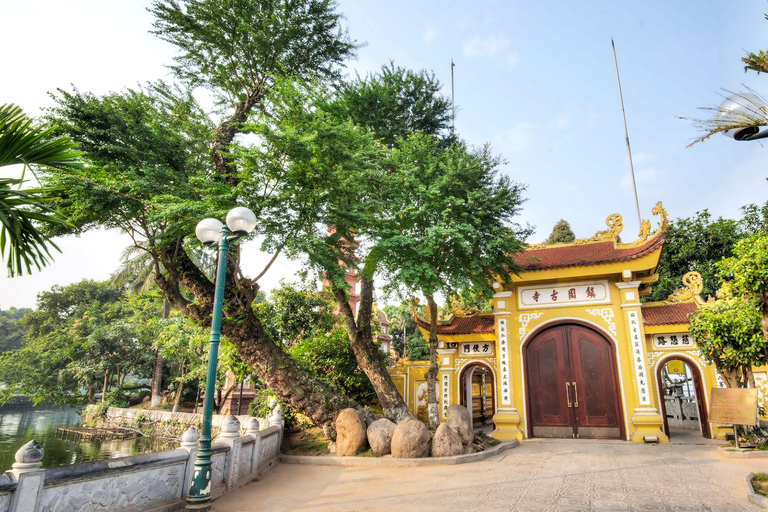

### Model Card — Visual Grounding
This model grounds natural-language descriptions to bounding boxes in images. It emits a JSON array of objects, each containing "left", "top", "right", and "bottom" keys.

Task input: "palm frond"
[
  {"left": 681, "top": 88, "right": 768, "bottom": 147},
  {"left": 0, "top": 104, "right": 83, "bottom": 170}
]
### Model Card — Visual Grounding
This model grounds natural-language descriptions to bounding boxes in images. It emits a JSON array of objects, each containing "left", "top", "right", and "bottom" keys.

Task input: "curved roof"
[
  {"left": 514, "top": 233, "right": 666, "bottom": 271},
  {"left": 641, "top": 301, "right": 698, "bottom": 325},
  {"left": 414, "top": 314, "right": 495, "bottom": 335}
]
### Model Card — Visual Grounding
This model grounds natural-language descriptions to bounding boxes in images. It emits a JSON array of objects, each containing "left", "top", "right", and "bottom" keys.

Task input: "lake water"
[{"left": 0, "top": 403, "right": 175, "bottom": 469}]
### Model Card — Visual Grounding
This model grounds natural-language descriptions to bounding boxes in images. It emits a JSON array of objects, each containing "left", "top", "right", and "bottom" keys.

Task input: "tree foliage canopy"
[{"left": 545, "top": 219, "right": 575, "bottom": 244}]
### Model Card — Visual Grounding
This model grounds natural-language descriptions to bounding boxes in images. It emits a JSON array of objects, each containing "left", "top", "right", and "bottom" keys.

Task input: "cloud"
[
  {"left": 494, "top": 123, "right": 535, "bottom": 155},
  {"left": 462, "top": 33, "right": 511, "bottom": 58},
  {"left": 423, "top": 27, "right": 438, "bottom": 43}
]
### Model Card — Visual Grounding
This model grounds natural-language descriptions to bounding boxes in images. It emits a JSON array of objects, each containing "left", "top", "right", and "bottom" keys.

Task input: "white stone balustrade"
[{"left": 0, "top": 408, "right": 284, "bottom": 512}]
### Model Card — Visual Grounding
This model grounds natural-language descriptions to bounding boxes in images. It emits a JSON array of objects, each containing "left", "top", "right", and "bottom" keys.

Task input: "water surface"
[{"left": 0, "top": 403, "right": 175, "bottom": 469}]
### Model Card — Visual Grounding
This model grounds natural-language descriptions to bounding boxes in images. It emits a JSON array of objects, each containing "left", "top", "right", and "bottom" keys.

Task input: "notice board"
[{"left": 709, "top": 388, "right": 758, "bottom": 426}]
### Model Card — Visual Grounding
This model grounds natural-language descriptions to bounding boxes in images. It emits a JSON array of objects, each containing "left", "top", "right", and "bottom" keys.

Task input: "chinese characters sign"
[
  {"left": 652, "top": 333, "right": 695, "bottom": 350},
  {"left": 518, "top": 280, "right": 610, "bottom": 309},
  {"left": 498, "top": 319, "right": 511, "bottom": 406},
  {"left": 442, "top": 373, "right": 450, "bottom": 418},
  {"left": 627, "top": 310, "right": 650, "bottom": 405},
  {"left": 460, "top": 342, "right": 494, "bottom": 356}
]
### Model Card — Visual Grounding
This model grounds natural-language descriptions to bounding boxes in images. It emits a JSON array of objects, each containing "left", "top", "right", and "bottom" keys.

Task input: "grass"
[
  {"left": 282, "top": 427, "right": 330, "bottom": 456},
  {"left": 752, "top": 472, "right": 768, "bottom": 498}
]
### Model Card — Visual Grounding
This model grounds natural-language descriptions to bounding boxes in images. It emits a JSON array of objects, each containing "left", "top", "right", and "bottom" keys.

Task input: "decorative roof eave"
[
  {"left": 508, "top": 202, "right": 669, "bottom": 278},
  {"left": 641, "top": 271, "right": 705, "bottom": 327}
]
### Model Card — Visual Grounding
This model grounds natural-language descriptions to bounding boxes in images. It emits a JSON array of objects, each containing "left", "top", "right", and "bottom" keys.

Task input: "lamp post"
[
  {"left": 717, "top": 93, "right": 768, "bottom": 141},
  {"left": 187, "top": 206, "right": 257, "bottom": 511}
]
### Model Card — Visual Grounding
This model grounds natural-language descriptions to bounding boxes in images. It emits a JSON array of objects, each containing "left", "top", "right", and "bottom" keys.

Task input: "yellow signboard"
[
  {"left": 667, "top": 360, "right": 685, "bottom": 375},
  {"left": 709, "top": 388, "right": 758, "bottom": 426}
]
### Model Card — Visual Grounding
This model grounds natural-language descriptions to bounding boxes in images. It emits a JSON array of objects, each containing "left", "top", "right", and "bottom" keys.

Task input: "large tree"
[
  {"left": 42, "top": 0, "right": 361, "bottom": 428},
  {"left": 376, "top": 133, "right": 529, "bottom": 427}
]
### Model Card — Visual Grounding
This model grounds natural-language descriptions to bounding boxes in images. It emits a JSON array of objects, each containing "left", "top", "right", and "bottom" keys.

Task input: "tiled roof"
[
  {"left": 414, "top": 315, "right": 495, "bottom": 335},
  {"left": 642, "top": 302, "right": 698, "bottom": 325},
  {"left": 515, "top": 234, "right": 666, "bottom": 271}
]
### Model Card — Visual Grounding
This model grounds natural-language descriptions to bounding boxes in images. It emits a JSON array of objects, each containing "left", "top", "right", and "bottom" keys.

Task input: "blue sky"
[{"left": 2, "top": 0, "right": 767, "bottom": 308}]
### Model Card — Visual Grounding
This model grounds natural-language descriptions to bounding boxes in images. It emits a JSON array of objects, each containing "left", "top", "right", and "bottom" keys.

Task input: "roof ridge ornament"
[
  {"left": 666, "top": 271, "right": 703, "bottom": 302},
  {"left": 410, "top": 298, "right": 454, "bottom": 325},
  {"left": 590, "top": 213, "right": 624, "bottom": 242}
]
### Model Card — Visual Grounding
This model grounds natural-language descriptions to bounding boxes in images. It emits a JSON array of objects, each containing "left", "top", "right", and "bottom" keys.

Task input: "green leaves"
[
  {"left": 0, "top": 103, "right": 82, "bottom": 171},
  {"left": 0, "top": 104, "right": 80, "bottom": 276},
  {"left": 150, "top": 0, "right": 356, "bottom": 103}
]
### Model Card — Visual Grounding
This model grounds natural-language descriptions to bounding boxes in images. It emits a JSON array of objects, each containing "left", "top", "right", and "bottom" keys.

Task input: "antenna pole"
[
  {"left": 612, "top": 38, "right": 642, "bottom": 228},
  {"left": 451, "top": 59, "right": 455, "bottom": 135}
]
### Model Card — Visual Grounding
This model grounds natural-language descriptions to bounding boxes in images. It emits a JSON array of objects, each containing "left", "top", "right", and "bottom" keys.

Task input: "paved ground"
[{"left": 214, "top": 438, "right": 768, "bottom": 512}]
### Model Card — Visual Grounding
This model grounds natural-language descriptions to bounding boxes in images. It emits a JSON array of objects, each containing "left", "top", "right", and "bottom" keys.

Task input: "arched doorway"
[
  {"left": 459, "top": 363, "right": 495, "bottom": 429},
  {"left": 656, "top": 356, "right": 710, "bottom": 439},
  {"left": 525, "top": 323, "right": 624, "bottom": 439}
]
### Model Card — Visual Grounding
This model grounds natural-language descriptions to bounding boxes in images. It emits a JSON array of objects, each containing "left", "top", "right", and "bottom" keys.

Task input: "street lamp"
[
  {"left": 187, "top": 206, "right": 257, "bottom": 511},
  {"left": 717, "top": 93, "right": 768, "bottom": 141}
]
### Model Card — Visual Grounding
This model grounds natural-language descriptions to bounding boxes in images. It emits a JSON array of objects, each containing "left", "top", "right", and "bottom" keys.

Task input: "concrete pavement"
[{"left": 213, "top": 439, "right": 768, "bottom": 511}]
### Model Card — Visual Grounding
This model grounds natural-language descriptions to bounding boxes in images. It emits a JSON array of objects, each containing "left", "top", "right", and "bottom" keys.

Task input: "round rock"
[
  {"left": 446, "top": 404, "right": 473, "bottom": 445},
  {"left": 367, "top": 418, "right": 397, "bottom": 456},
  {"left": 432, "top": 423, "right": 464, "bottom": 457},
  {"left": 335, "top": 408, "right": 368, "bottom": 456},
  {"left": 391, "top": 418, "right": 430, "bottom": 458}
]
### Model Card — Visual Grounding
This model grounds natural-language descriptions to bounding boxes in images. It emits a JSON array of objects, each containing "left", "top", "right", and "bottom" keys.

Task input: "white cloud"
[
  {"left": 507, "top": 52, "right": 520, "bottom": 69},
  {"left": 462, "top": 33, "right": 511, "bottom": 58},
  {"left": 423, "top": 27, "right": 438, "bottom": 43},
  {"left": 493, "top": 123, "right": 535, "bottom": 155}
]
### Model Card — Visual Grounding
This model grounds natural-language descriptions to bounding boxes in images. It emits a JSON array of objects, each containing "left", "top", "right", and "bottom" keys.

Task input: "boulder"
[
  {"left": 391, "top": 418, "right": 430, "bottom": 458},
  {"left": 335, "top": 408, "right": 368, "bottom": 456},
  {"left": 431, "top": 423, "right": 464, "bottom": 457},
  {"left": 367, "top": 418, "right": 396, "bottom": 456},
  {"left": 446, "top": 404, "right": 473, "bottom": 445}
]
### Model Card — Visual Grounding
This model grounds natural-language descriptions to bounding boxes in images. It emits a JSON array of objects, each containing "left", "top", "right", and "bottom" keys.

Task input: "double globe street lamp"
[{"left": 187, "top": 206, "right": 257, "bottom": 511}]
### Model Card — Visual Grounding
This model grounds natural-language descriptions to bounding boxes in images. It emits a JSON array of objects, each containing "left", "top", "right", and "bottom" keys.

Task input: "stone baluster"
[
  {"left": 244, "top": 417, "right": 261, "bottom": 480},
  {"left": 216, "top": 416, "right": 242, "bottom": 492},
  {"left": 179, "top": 427, "right": 199, "bottom": 500},
  {"left": 7, "top": 440, "right": 45, "bottom": 512},
  {"left": 268, "top": 405, "right": 285, "bottom": 453}
]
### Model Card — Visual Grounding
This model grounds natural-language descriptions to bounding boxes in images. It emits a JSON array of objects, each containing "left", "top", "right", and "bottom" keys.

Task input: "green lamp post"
[{"left": 187, "top": 206, "right": 257, "bottom": 511}]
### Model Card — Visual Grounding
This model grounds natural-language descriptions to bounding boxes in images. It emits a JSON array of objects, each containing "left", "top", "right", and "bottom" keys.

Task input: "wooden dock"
[{"left": 55, "top": 427, "right": 139, "bottom": 441}]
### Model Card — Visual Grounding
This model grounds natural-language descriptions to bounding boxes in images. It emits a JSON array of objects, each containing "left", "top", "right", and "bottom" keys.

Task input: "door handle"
[
  {"left": 572, "top": 382, "right": 579, "bottom": 408},
  {"left": 566, "top": 382, "right": 572, "bottom": 407}
]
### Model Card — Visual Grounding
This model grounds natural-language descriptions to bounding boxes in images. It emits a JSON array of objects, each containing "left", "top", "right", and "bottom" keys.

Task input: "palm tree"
[{"left": 0, "top": 103, "right": 81, "bottom": 276}]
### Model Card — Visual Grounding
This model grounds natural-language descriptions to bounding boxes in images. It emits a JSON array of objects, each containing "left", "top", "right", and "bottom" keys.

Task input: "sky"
[{"left": 1, "top": 0, "right": 767, "bottom": 309}]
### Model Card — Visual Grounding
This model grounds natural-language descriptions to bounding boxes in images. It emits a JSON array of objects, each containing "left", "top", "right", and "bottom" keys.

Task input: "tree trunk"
[
  {"left": 101, "top": 370, "right": 110, "bottom": 402},
  {"left": 157, "top": 242, "right": 358, "bottom": 428},
  {"left": 331, "top": 276, "right": 413, "bottom": 423},
  {"left": 172, "top": 379, "right": 184, "bottom": 412},
  {"left": 87, "top": 382, "right": 95, "bottom": 403},
  {"left": 761, "top": 297, "right": 768, "bottom": 343},
  {"left": 151, "top": 299, "right": 171, "bottom": 407},
  {"left": 425, "top": 294, "right": 440, "bottom": 428}
]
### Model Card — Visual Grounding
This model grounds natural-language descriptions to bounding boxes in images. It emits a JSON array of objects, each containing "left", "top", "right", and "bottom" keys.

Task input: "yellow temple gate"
[{"left": 388, "top": 202, "right": 761, "bottom": 443}]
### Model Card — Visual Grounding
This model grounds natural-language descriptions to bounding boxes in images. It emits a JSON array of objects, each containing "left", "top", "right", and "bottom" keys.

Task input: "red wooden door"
[{"left": 526, "top": 324, "right": 623, "bottom": 439}]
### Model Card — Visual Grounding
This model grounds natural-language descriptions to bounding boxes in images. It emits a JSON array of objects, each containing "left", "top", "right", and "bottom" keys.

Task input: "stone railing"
[{"left": 0, "top": 411, "right": 285, "bottom": 512}]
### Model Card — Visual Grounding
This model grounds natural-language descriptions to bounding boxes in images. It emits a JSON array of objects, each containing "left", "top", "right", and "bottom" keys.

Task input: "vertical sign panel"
[
  {"left": 499, "top": 318, "right": 511, "bottom": 406},
  {"left": 441, "top": 373, "right": 450, "bottom": 419},
  {"left": 627, "top": 310, "right": 650, "bottom": 405}
]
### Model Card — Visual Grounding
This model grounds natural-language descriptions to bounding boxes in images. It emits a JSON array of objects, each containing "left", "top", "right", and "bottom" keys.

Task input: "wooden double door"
[{"left": 526, "top": 324, "right": 624, "bottom": 439}]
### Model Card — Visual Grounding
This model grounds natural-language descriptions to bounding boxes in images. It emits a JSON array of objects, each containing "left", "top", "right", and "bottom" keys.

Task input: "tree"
[
  {"left": 545, "top": 219, "right": 575, "bottom": 244},
  {"left": 43, "top": 0, "right": 360, "bottom": 428},
  {"left": 689, "top": 294, "right": 765, "bottom": 388},
  {"left": 377, "top": 133, "right": 528, "bottom": 427},
  {"left": 0, "top": 307, "right": 32, "bottom": 353},
  {"left": 648, "top": 210, "right": 741, "bottom": 302},
  {"left": 0, "top": 103, "right": 80, "bottom": 276},
  {"left": 688, "top": 231, "right": 768, "bottom": 389},
  {"left": 0, "top": 280, "right": 155, "bottom": 405},
  {"left": 383, "top": 302, "right": 429, "bottom": 360},
  {"left": 718, "top": 232, "right": 768, "bottom": 340}
]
